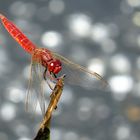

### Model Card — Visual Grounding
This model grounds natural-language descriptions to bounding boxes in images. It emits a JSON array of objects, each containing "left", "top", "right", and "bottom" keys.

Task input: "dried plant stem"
[{"left": 34, "top": 75, "right": 65, "bottom": 140}]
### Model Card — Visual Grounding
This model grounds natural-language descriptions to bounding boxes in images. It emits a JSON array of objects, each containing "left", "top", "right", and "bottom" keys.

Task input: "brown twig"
[{"left": 34, "top": 74, "right": 65, "bottom": 140}]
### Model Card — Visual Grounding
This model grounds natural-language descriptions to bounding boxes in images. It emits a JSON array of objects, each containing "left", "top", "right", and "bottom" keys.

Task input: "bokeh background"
[{"left": 0, "top": 0, "right": 140, "bottom": 140}]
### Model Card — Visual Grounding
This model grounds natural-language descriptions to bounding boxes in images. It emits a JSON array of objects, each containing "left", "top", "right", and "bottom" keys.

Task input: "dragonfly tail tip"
[{"left": 0, "top": 13, "right": 5, "bottom": 20}]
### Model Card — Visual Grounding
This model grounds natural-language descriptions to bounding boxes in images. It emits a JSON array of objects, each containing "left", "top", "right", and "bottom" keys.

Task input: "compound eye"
[
  {"left": 48, "top": 59, "right": 62, "bottom": 74},
  {"left": 53, "top": 65, "right": 62, "bottom": 74},
  {"left": 55, "top": 60, "right": 61, "bottom": 67},
  {"left": 48, "top": 62, "right": 55, "bottom": 72}
]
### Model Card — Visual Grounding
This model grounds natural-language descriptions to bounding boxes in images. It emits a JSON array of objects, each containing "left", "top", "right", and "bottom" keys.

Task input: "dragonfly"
[{"left": 0, "top": 14, "right": 108, "bottom": 114}]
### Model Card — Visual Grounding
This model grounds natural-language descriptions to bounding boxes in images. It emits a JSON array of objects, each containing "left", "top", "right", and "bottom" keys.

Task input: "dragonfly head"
[{"left": 48, "top": 59, "right": 62, "bottom": 74}]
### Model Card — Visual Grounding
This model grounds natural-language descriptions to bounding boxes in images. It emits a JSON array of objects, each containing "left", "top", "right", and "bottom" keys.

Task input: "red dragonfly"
[{"left": 0, "top": 14, "right": 108, "bottom": 113}]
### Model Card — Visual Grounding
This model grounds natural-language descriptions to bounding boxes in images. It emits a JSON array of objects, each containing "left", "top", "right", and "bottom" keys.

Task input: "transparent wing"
[
  {"left": 25, "top": 58, "right": 47, "bottom": 115},
  {"left": 52, "top": 52, "right": 108, "bottom": 90}
]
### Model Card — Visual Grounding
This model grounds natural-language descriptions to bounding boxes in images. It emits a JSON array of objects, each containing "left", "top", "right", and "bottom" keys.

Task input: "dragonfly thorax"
[{"left": 32, "top": 48, "right": 62, "bottom": 74}]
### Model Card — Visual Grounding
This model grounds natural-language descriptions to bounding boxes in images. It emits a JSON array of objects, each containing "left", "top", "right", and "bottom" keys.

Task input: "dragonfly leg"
[
  {"left": 53, "top": 73, "right": 66, "bottom": 81},
  {"left": 43, "top": 68, "right": 54, "bottom": 81},
  {"left": 52, "top": 73, "right": 57, "bottom": 79},
  {"left": 43, "top": 68, "right": 47, "bottom": 80},
  {"left": 43, "top": 68, "right": 56, "bottom": 82},
  {"left": 43, "top": 68, "right": 55, "bottom": 90}
]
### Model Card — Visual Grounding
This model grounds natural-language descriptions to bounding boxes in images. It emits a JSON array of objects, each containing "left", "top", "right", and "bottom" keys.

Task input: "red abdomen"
[{"left": 0, "top": 14, "right": 36, "bottom": 54}]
